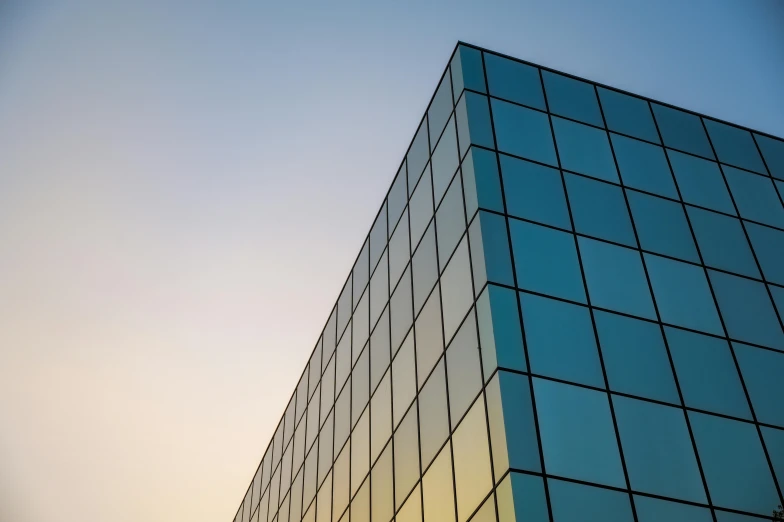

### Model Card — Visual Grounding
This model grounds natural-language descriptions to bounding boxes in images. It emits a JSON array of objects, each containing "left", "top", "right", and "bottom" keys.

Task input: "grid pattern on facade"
[{"left": 230, "top": 43, "right": 784, "bottom": 522}]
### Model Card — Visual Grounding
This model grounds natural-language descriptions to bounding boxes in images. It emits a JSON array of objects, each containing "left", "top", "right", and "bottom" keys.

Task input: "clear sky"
[{"left": 0, "top": 1, "right": 782, "bottom": 521}]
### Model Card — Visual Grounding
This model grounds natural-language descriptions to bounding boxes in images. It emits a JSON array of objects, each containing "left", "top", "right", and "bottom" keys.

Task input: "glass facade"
[{"left": 230, "top": 43, "right": 784, "bottom": 522}]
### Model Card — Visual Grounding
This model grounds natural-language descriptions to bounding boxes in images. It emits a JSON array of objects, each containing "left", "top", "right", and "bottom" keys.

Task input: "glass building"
[{"left": 230, "top": 43, "right": 784, "bottom": 522}]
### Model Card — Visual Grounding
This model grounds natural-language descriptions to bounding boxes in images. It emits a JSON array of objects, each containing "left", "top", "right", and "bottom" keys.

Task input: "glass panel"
[
  {"left": 705, "top": 119, "right": 765, "bottom": 174},
  {"left": 370, "top": 252, "right": 388, "bottom": 330},
  {"left": 336, "top": 321, "right": 351, "bottom": 391},
  {"left": 289, "top": 472, "right": 301, "bottom": 522},
  {"left": 323, "top": 308, "right": 337, "bottom": 373},
  {"left": 350, "top": 407, "right": 370, "bottom": 497},
  {"left": 440, "top": 239, "right": 473, "bottom": 345},
  {"left": 462, "top": 147, "right": 504, "bottom": 218},
  {"left": 598, "top": 87, "right": 659, "bottom": 143},
  {"left": 491, "top": 98, "right": 557, "bottom": 166},
  {"left": 432, "top": 118, "right": 459, "bottom": 206},
  {"left": 611, "top": 133, "right": 677, "bottom": 198},
  {"left": 389, "top": 207, "right": 410, "bottom": 289},
  {"left": 634, "top": 496, "right": 712, "bottom": 522},
  {"left": 371, "top": 443, "right": 394, "bottom": 522},
  {"left": 629, "top": 190, "right": 698, "bottom": 261},
  {"left": 500, "top": 153, "right": 571, "bottom": 230},
  {"left": 687, "top": 207, "right": 760, "bottom": 278},
  {"left": 396, "top": 484, "right": 422, "bottom": 522},
  {"left": 321, "top": 356, "right": 335, "bottom": 426},
  {"left": 613, "top": 396, "right": 706, "bottom": 502},
  {"left": 370, "top": 307, "right": 390, "bottom": 393},
  {"left": 418, "top": 360, "right": 450, "bottom": 469},
  {"left": 352, "top": 476, "right": 369, "bottom": 522},
  {"left": 745, "top": 222, "right": 784, "bottom": 285},
  {"left": 352, "top": 348, "right": 369, "bottom": 427},
  {"left": 552, "top": 116, "right": 618, "bottom": 182},
  {"left": 407, "top": 119, "right": 430, "bottom": 193},
  {"left": 542, "top": 70, "right": 603, "bottom": 127},
  {"left": 370, "top": 371, "right": 391, "bottom": 463},
  {"left": 316, "top": 474, "right": 331, "bottom": 522},
  {"left": 548, "top": 479, "right": 633, "bottom": 522},
  {"left": 296, "top": 373, "right": 308, "bottom": 424},
  {"left": 469, "top": 211, "right": 514, "bottom": 288},
  {"left": 305, "top": 387, "right": 320, "bottom": 453},
  {"left": 668, "top": 150, "right": 735, "bottom": 214},
  {"left": 469, "top": 493, "right": 496, "bottom": 522},
  {"left": 353, "top": 291, "right": 369, "bottom": 364},
  {"left": 456, "top": 92, "right": 495, "bottom": 157},
  {"left": 318, "top": 412, "right": 333, "bottom": 486},
  {"left": 394, "top": 405, "right": 421, "bottom": 507},
  {"left": 452, "top": 399, "right": 493, "bottom": 522},
  {"left": 413, "top": 223, "right": 438, "bottom": 315},
  {"left": 476, "top": 285, "right": 526, "bottom": 378},
  {"left": 409, "top": 167, "right": 434, "bottom": 251},
  {"left": 452, "top": 45, "right": 486, "bottom": 96},
  {"left": 486, "top": 371, "right": 540, "bottom": 475},
  {"left": 709, "top": 269, "right": 784, "bottom": 350},
  {"left": 652, "top": 104, "right": 714, "bottom": 159},
  {"left": 292, "top": 419, "right": 306, "bottom": 479},
  {"left": 332, "top": 443, "right": 350, "bottom": 521},
  {"left": 390, "top": 267, "right": 413, "bottom": 353},
  {"left": 565, "top": 173, "right": 636, "bottom": 246},
  {"left": 644, "top": 254, "right": 723, "bottom": 335},
  {"left": 436, "top": 174, "right": 467, "bottom": 272},
  {"left": 734, "top": 342, "right": 784, "bottom": 427},
  {"left": 429, "top": 72, "right": 454, "bottom": 147},
  {"left": 762, "top": 426, "right": 784, "bottom": 485},
  {"left": 415, "top": 287, "right": 444, "bottom": 389},
  {"left": 594, "top": 311, "right": 679, "bottom": 404},
  {"left": 496, "top": 473, "right": 548, "bottom": 522},
  {"left": 755, "top": 133, "right": 784, "bottom": 180},
  {"left": 579, "top": 237, "right": 655, "bottom": 319},
  {"left": 422, "top": 442, "right": 456, "bottom": 522},
  {"left": 484, "top": 53, "right": 545, "bottom": 109},
  {"left": 690, "top": 411, "right": 779, "bottom": 515},
  {"left": 370, "top": 205, "right": 387, "bottom": 275},
  {"left": 388, "top": 163, "right": 407, "bottom": 236},
  {"left": 520, "top": 292, "right": 604, "bottom": 387},
  {"left": 534, "top": 378, "right": 626, "bottom": 487},
  {"left": 510, "top": 220, "right": 586, "bottom": 303},
  {"left": 392, "top": 330, "right": 416, "bottom": 427},
  {"left": 337, "top": 276, "right": 352, "bottom": 339},
  {"left": 446, "top": 312, "right": 482, "bottom": 429},
  {"left": 724, "top": 165, "right": 784, "bottom": 228}
]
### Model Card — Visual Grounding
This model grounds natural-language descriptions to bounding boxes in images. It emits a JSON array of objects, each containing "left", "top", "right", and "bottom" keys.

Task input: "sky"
[{"left": 0, "top": 1, "right": 782, "bottom": 521}]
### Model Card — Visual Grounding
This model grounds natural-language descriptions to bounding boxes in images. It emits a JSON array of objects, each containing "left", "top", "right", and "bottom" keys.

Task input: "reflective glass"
[
  {"left": 350, "top": 407, "right": 370, "bottom": 497},
  {"left": 548, "top": 479, "right": 633, "bottom": 522},
  {"left": 629, "top": 191, "right": 698, "bottom": 261},
  {"left": 353, "top": 290, "right": 369, "bottom": 362},
  {"left": 370, "top": 251, "right": 388, "bottom": 328},
  {"left": 296, "top": 372, "right": 308, "bottom": 424},
  {"left": 452, "top": 399, "right": 493, "bottom": 522},
  {"left": 338, "top": 277, "right": 352, "bottom": 338},
  {"left": 390, "top": 267, "right": 413, "bottom": 352},
  {"left": 436, "top": 174, "right": 466, "bottom": 272},
  {"left": 388, "top": 208, "right": 410, "bottom": 289},
  {"left": 734, "top": 342, "right": 784, "bottom": 427},
  {"left": 611, "top": 133, "right": 677, "bottom": 198},
  {"left": 566, "top": 173, "right": 636, "bottom": 246},
  {"left": 456, "top": 92, "right": 495, "bottom": 156},
  {"left": 370, "top": 371, "right": 391, "bottom": 463},
  {"left": 452, "top": 45, "right": 486, "bottom": 97},
  {"left": 392, "top": 331, "right": 416, "bottom": 427},
  {"left": 496, "top": 473, "right": 548, "bottom": 522},
  {"left": 418, "top": 360, "right": 450, "bottom": 469},
  {"left": 668, "top": 150, "right": 735, "bottom": 214},
  {"left": 336, "top": 322, "right": 351, "bottom": 391},
  {"left": 320, "top": 356, "right": 335, "bottom": 425},
  {"left": 709, "top": 270, "right": 784, "bottom": 350},
  {"left": 579, "top": 237, "right": 655, "bottom": 319},
  {"left": 394, "top": 405, "right": 420, "bottom": 507},
  {"left": 388, "top": 164, "right": 407, "bottom": 235},
  {"left": 484, "top": 53, "right": 545, "bottom": 109},
  {"left": 352, "top": 348, "right": 369, "bottom": 427},
  {"left": 352, "top": 476, "right": 369, "bottom": 522},
  {"left": 429, "top": 72, "right": 454, "bottom": 147},
  {"left": 316, "top": 475, "right": 331, "bottom": 522},
  {"left": 371, "top": 444, "right": 394, "bottom": 522},
  {"left": 745, "top": 221, "right": 784, "bottom": 285},
  {"left": 690, "top": 411, "right": 779, "bottom": 515},
  {"left": 687, "top": 206, "right": 760, "bottom": 278},
  {"left": 462, "top": 147, "right": 504, "bottom": 218},
  {"left": 332, "top": 444, "right": 350, "bottom": 521},
  {"left": 510, "top": 220, "right": 586, "bottom": 303},
  {"left": 552, "top": 116, "right": 618, "bottom": 182},
  {"left": 412, "top": 223, "right": 438, "bottom": 314},
  {"left": 520, "top": 292, "right": 604, "bottom": 387},
  {"left": 595, "top": 310, "right": 679, "bottom": 403},
  {"left": 598, "top": 87, "right": 659, "bottom": 143},
  {"left": 370, "top": 204, "right": 387, "bottom": 274},
  {"left": 705, "top": 119, "right": 765, "bottom": 174},
  {"left": 440, "top": 239, "right": 473, "bottom": 344},
  {"left": 334, "top": 379, "right": 350, "bottom": 456},
  {"left": 762, "top": 426, "right": 784, "bottom": 485},
  {"left": 724, "top": 165, "right": 784, "bottom": 228},
  {"left": 534, "top": 378, "right": 626, "bottom": 487},
  {"left": 470, "top": 493, "right": 496, "bottom": 522},
  {"left": 396, "top": 484, "right": 421, "bottom": 522},
  {"left": 476, "top": 284, "right": 526, "bottom": 377},
  {"left": 446, "top": 313, "right": 482, "bottom": 428},
  {"left": 469, "top": 211, "right": 514, "bottom": 289},
  {"left": 409, "top": 168, "right": 434, "bottom": 249},
  {"left": 323, "top": 309, "right": 337, "bottom": 373},
  {"left": 369, "top": 308, "right": 390, "bottom": 392},
  {"left": 634, "top": 496, "right": 712, "bottom": 522},
  {"left": 652, "top": 104, "right": 714, "bottom": 159},
  {"left": 301, "top": 450, "right": 314, "bottom": 512},
  {"left": 755, "top": 133, "right": 784, "bottom": 180},
  {"left": 491, "top": 98, "right": 557, "bottom": 166},
  {"left": 305, "top": 387, "right": 320, "bottom": 452},
  {"left": 407, "top": 119, "right": 430, "bottom": 193},
  {"left": 432, "top": 118, "right": 459, "bottom": 205},
  {"left": 645, "top": 254, "right": 723, "bottom": 335},
  {"left": 486, "top": 371, "right": 540, "bottom": 474},
  {"left": 543, "top": 70, "right": 603, "bottom": 126},
  {"left": 415, "top": 287, "right": 444, "bottom": 389},
  {"left": 318, "top": 412, "right": 333, "bottom": 485},
  {"left": 423, "top": 445, "right": 456, "bottom": 522},
  {"left": 500, "top": 153, "right": 571, "bottom": 230}
]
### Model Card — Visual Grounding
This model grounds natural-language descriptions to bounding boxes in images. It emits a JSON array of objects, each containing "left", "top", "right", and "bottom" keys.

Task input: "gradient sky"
[{"left": 0, "top": 1, "right": 782, "bottom": 521}]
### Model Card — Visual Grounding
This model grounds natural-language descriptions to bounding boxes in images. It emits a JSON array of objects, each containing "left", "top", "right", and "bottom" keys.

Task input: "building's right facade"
[{"left": 230, "top": 43, "right": 784, "bottom": 522}]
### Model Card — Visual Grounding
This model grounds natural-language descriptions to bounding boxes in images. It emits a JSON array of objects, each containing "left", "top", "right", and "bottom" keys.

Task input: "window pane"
[
  {"left": 389, "top": 208, "right": 410, "bottom": 289},
  {"left": 432, "top": 118, "right": 459, "bottom": 205},
  {"left": 332, "top": 443, "right": 350, "bottom": 521},
  {"left": 566, "top": 173, "right": 636, "bottom": 246},
  {"left": 553, "top": 117, "right": 618, "bottom": 182},
  {"left": 370, "top": 308, "right": 390, "bottom": 392},
  {"left": 392, "top": 331, "right": 416, "bottom": 427},
  {"left": 762, "top": 426, "right": 784, "bottom": 486},
  {"left": 491, "top": 98, "right": 557, "bottom": 166},
  {"left": 724, "top": 166, "right": 784, "bottom": 228},
  {"left": 462, "top": 147, "right": 504, "bottom": 218},
  {"left": 687, "top": 207, "right": 760, "bottom": 278},
  {"left": 734, "top": 342, "right": 784, "bottom": 427},
  {"left": 353, "top": 291, "right": 369, "bottom": 362},
  {"left": 469, "top": 211, "right": 514, "bottom": 288},
  {"left": 595, "top": 310, "right": 679, "bottom": 403},
  {"left": 350, "top": 407, "right": 370, "bottom": 496},
  {"left": 415, "top": 287, "right": 444, "bottom": 389},
  {"left": 668, "top": 150, "right": 735, "bottom": 214},
  {"left": 423, "top": 442, "right": 456, "bottom": 522},
  {"left": 441, "top": 239, "right": 473, "bottom": 345},
  {"left": 412, "top": 223, "right": 438, "bottom": 315},
  {"left": 611, "top": 133, "right": 677, "bottom": 198},
  {"left": 496, "top": 473, "right": 548, "bottom": 522},
  {"left": 500, "top": 153, "right": 571, "bottom": 230},
  {"left": 396, "top": 484, "right": 422, "bottom": 522},
  {"left": 533, "top": 378, "right": 626, "bottom": 487},
  {"left": 418, "top": 360, "right": 450, "bottom": 469},
  {"left": 446, "top": 310, "right": 482, "bottom": 428},
  {"left": 338, "top": 277, "right": 352, "bottom": 338},
  {"left": 318, "top": 413, "right": 333, "bottom": 485},
  {"left": 456, "top": 92, "right": 494, "bottom": 156},
  {"left": 755, "top": 133, "right": 784, "bottom": 180},
  {"left": 476, "top": 285, "right": 526, "bottom": 377},
  {"left": 452, "top": 399, "right": 493, "bottom": 522},
  {"left": 436, "top": 174, "right": 466, "bottom": 272},
  {"left": 452, "top": 45, "right": 486, "bottom": 96},
  {"left": 352, "top": 475, "right": 369, "bottom": 522},
  {"left": 542, "top": 70, "right": 603, "bottom": 127},
  {"left": 520, "top": 292, "right": 604, "bottom": 387},
  {"left": 371, "top": 443, "right": 394, "bottom": 522},
  {"left": 628, "top": 191, "right": 698, "bottom": 262},
  {"left": 510, "top": 220, "right": 586, "bottom": 303},
  {"left": 352, "top": 348, "right": 369, "bottom": 427},
  {"left": 709, "top": 270, "right": 784, "bottom": 350},
  {"left": 390, "top": 267, "right": 413, "bottom": 352},
  {"left": 409, "top": 168, "right": 434, "bottom": 249},
  {"left": 598, "top": 88, "right": 659, "bottom": 143},
  {"left": 690, "top": 411, "right": 779, "bottom": 515},
  {"left": 652, "top": 104, "right": 713, "bottom": 159},
  {"left": 470, "top": 492, "right": 496, "bottom": 522},
  {"left": 370, "top": 251, "right": 388, "bottom": 328},
  {"left": 705, "top": 119, "right": 765, "bottom": 174},
  {"left": 336, "top": 321, "right": 351, "bottom": 391},
  {"left": 394, "top": 405, "right": 420, "bottom": 507},
  {"left": 645, "top": 254, "right": 723, "bottom": 335},
  {"left": 579, "top": 237, "right": 655, "bottom": 319},
  {"left": 745, "top": 221, "right": 784, "bottom": 285},
  {"left": 370, "top": 204, "right": 388, "bottom": 274},
  {"left": 485, "top": 53, "right": 545, "bottom": 109},
  {"left": 407, "top": 119, "right": 430, "bottom": 193},
  {"left": 429, "top": 72, "right": 454, "bottom": 148},
  {"left": 370, "top": 371, "right": 391, "bottom": 463},
  {"left": 634, "top": 496, "right": 712, "bottom": 522},
  {"left": 548, "top": 479, "right": 633, "bottom": 522},
  {"left": 666, "top": 327, "right": 750, "bottom": 419},
  {"left": 321, "top": 357, "right": 335, "bottom": 426},
  {"left": 388, "top": 164, "right": 407, "bottom": 236}
]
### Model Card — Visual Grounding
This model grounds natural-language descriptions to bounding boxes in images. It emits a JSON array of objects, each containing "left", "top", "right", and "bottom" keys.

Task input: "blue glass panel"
[
  {"left": 534, "top": 379, "right": 626, "bottom": 487},
  {"left": 704, "top": 119, "right": 765, "bottom": 174},
  {"left": 690, "top": 411, "right": 779, "bottom": 515},
  {"left": 491, "top": 98, "right": 557, "bottom": 166},
  {"left": 755, "top": 133, "right": 784, "bottom": 180},
  {"left": 456, "top": 92, "right": 495, "bottom": 157},
  {"left": 645, "top": 254, "right": 723, "bottom": 335},
  {"left": 493, "top": 372, "right": 541, "bottom": 472},
  {"left": 614, "top": 396, "right": 706, "bottom": 502},
  {"left": 548, "top": 479, "right": 633, "bottom": 522},
  {"left": 715, "top": 511, "right": 771, "bottom": 522},
  {"left": 734, "top": 342, "right": 784, "bottom": 427},
  {"left": 520, "top": 293, "right": 604, "bottom": 387},
  {"left": 407, "top": 119, "right": 430, "bottom": 193},
  {"left": 634, "top": 496, "right": 712, "bottom": 522},
  {"left": 709, "top": 270, "right": 784, "bottom": 350},
  {"left": 435, "top": 176, "right": 466, "bottom": 272},
  {"left": 505, "top": 473, "right": 548, "bottom": 522},
  {"left": 542, "top": 70, "right": 603, "bottom": 127},
  {"left": 477, "top": 285, "right": 526, "bottom": 376},
  {"left": 762, "top": 426, "right": 784, "bottom": 485},
  {"left": 469, "top": 211, "right": 513, "bottom": 288},
  {"left": 428, "top": 73, "right": 453, "bottom": 148},
  {"left": 500, "top": 154, "right": 571, "bottom": 230},
  {"left": 451, "top": 45, "right": 486, "bottom": 98},
  {"left": 610, "top": 133, "right": 677, "bottom": 198},
  {"left": 666, "top": 327, "right": 751, "bottom": 419},
  {"left": 461, "top": 147, "right": 503, "bottom": 218},
  {"left": 566, "top": 174, "right": 636, "bottom": 246},
  {"left": 484, "top": 53, "right": 545, "bottom": 110},
  {"left": 598, "top": 88, "right": 659, "bottom": 143},
  {"left": 687, "top": 207, "right": 760, "bottom": 278},
  {"left": 773, "top": 285, "right": 784, "bottom": 322},
  {"left": 510, "top": 220, "right": 586, "bottom": 303},
  {"left": 652, "top": 104, "right": 714, "bottom": 159},
  {"left": 578, "top": 237, "right": 655, "bottom": 319},
  {"left": 629, "top": 192, "right": 699, "bottom": 262},
  {"left": 552, "top": 117, "right": 618, "bottom": 182},
  {"left": 668, "top": 150, "right": 735, "bottom": 214},
  {"left": 724, "top": 166, "right": 784, "bottom": 228},
  {"left": 745, "top": 222, "right": 784, "bottom": 285},
  {"left": 595, "top": 311, "right": 679, "bottom": 404},
  {"left": 431, "top": 117, "right": 459, "bottom": 205}
]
